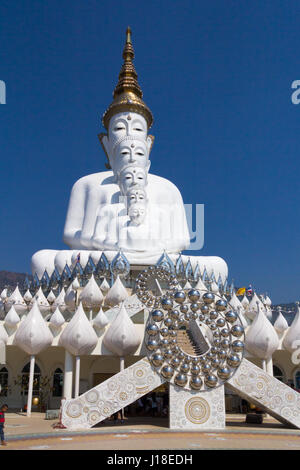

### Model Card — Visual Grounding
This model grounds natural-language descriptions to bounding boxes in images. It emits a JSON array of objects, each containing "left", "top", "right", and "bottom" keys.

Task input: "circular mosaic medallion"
[
  {"left": 99, "top": 402, "right": 113, "bottom": 417},
  {"left": 87, "top": 410, "right": 101, "bottom": 425},
  {"left": 66, "top": 400, "right": 83, "bottom": 419},
  {"left": 185, "top": 397, "right": 210, "bottom": 424},
  {"left": 119, "top": 391, "right": 129, "bottom": 401},
  {"left": 86, "top": 390, "right": 99, "bottom": 404}
]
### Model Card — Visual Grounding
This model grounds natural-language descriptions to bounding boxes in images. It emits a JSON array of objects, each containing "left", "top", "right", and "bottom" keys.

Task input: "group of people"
[
  {"left": 106, "top": 392, "right": 169, "bottom": 424},
  {"left": 135, "top": 393, "right": 169, "bottom": 418}
]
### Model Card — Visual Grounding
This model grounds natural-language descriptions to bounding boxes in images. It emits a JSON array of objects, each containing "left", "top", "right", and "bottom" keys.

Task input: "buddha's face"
[
  {"left": 114, "top": 140, "right": 149, "bottom": 175},
  {"left": 118, "top": 165, "right": 148, "bottom": 195},
  {"left": 109, "top": 112, "right": 148, "bottom": 147},
  {"left": 127, "top": 188, "right": 147, "bottom": 205},
  {"left": 128, "top": 202, "right": 147, "bottom": 226},
  {"left": 101, "top": 112, "right": 153, "bottom": 176}
]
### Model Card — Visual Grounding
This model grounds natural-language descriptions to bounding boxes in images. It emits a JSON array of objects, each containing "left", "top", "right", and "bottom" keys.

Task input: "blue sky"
[{"left": 0, "top": 0, "right": 299, "bottom": 303}]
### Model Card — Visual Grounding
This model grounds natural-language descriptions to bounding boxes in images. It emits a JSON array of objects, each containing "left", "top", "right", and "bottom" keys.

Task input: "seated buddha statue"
[{"left": 31, "top": 28, "right": 228, "bottom": 282}]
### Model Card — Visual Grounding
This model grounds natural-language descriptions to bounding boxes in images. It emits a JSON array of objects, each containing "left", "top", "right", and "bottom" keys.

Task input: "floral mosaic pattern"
[
  {"left": 61, "top": 358, "right": 164, "bottom": 429},
  {"left": 169, "top": 385, "right": 225, "bottom": 429},
  {"left": 227, "top": 358, "right": 300, "bottom": 428}
]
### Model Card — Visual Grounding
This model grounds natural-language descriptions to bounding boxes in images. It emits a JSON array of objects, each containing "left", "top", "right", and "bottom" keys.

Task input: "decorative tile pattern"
[
  {"left": 169, "top": 385, "right": 225, "bottom": 429},
  {"left": 227, "top": 358, "right": 300, "bottom": 428},
  {"left": 61, "top": 358, "right": 164, "bottom": 430},
  {"left": 61, "top": 357, "right": 300, "bottom": 430}
]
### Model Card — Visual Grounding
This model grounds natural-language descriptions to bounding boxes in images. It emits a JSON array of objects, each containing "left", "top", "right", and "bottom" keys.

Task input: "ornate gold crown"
[{"left": 102, "top": 27, "right": 153, "bottom": 130}]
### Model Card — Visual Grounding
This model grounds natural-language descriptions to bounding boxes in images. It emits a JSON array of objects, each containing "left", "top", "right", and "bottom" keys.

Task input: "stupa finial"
[
  {"left": 126, "top": 26, "right": 132, "bottom": 44},
  {"left": 102, "top": 27, "right": 153, "bottom": 129}
]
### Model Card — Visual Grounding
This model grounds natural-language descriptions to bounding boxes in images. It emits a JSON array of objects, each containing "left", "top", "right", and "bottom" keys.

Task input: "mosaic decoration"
[
  {"left": 227, "top": 358, "right": 300, "bottom": 428},
  {"left": 136, "top": 266, "right": 245, "bottom": 391},
  {"left": 61, "top": 358, "right": 164, "bottom": 430},
  {"left": 169, "top": 384, "right": 225, "bottom": 429},
  {"left": 61, "top": 267, "right": 300, "bottom": 431}
]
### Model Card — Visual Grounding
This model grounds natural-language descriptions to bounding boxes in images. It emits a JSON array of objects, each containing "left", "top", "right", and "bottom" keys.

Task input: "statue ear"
[
  {"left": 147, "top": 135, "right": 155, "bottom": 155},
  {"left": 98, "top": 133, "right": 111, "bottom": 169}
]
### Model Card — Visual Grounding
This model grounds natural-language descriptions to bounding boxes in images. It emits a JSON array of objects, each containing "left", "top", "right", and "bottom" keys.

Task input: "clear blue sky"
[{"left": 0, "top": 0, "right": 299, "bottom": 304}]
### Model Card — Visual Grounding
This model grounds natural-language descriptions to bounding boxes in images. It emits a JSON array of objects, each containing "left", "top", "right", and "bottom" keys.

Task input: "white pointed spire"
[
  {"left": 194, "top": 277, "right": 207, "bottom": 292},
  {"left": 264, "top": 295, "right": 272, "bottom": 307},
  {"left": 283, "top": 305, "right": 300, "bottom": 352},
  {"left": 100, "top": 278, "right": 110, "bottom": 295},
  {"left": 64, "top": 283, "right": 76, "bottom": 311},
  {"left": 59, "top": 303, "right": 98, "bottom": 355},
  {"left": 31, "top": 287, "right": 50, "bottom": 316},
  {"left": 241, "top": 295, "right": 249, "bottom": 309},
  {"left": 5, "top": 286, "right": 27, "bottom": 315},
  {"left": 0, "top": 288, "right": 8, "bottom": 301},
  {"left": 246, "top": 292, "right": 264, "bottom": 321},
  {"left": 52, "top": 288, "right": 66, "bottom": 313},
  {"left": 23, "top": 289, "right": 33, "bottom": 303},
  {"left": 274, "top": 310, "right": 288, "bottom": 335},
  {"left": 79, "top": 274, "right": 104, "bottom": 310},
  {"left": 103, "top": 302, "right": 141, "bottom": 356},
  {"left": 245, "top": 303, "right": 279, "bottom": 359},
  {"left": 104, "top": 276, "right": 129, "bottom": 308},
  {"left": 4, "top": 306, "right": 20, "bottom": 328},
  {"left": 183, "top": 280, "right": 193, "bottom": 291},
  {"left": 229, "top": 291, "right": 243, "bottom": 311},
  {"left": 72, "top": 277, "right": 80, "bottom": 290},
  {"left": 93, "top": 308, "right": 109, "bottom": 330},
  {"left": 49, "top": 307, "right": 65, "bottom": 329},
  {"left": 14, "top": 300, "right": 53, "bottom": 355},
  {"left": 47, "top": 290, "right": 56, "bottom": 304}
]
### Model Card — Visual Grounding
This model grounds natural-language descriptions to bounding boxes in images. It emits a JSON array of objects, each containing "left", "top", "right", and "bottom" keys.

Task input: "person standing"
[{"left": 0, "top": 404, "right": 8, "bottom": 446}]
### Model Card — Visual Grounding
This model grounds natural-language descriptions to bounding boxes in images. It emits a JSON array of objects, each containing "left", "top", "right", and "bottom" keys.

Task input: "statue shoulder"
[
  {"left": 70, "top": 171, "right": 115, "bottom": 192},
  {"left": 148, "top": 174, "right": 184, "bottom": 201}
]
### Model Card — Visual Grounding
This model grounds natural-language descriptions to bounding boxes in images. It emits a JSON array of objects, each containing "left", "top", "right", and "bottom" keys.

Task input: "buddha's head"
[
  {"left": 101, "top": 112, "right": 153, "bottom": 176},
  {"left": 126, "top": 187, "right": 147, "bottom": 206},
  {"left": 128, "top": 201, "right": 147, "bottom": 226},
  {"left": 117, "top": 165, "right": 148, "bottom": 195},
  {"left": 99, "top": 28, "right": 154, "bottom": 178}
]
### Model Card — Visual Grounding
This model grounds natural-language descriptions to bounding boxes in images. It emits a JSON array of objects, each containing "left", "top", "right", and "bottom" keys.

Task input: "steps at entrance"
[
  {"left": 177, "top": 330, "right": 200, "bottom": 355},
  {"left": 176, "top": 327, "right": 210, "bottom": 356}
]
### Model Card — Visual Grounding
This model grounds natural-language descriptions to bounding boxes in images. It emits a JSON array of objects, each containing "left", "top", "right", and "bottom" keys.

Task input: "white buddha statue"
[{"left": 31, "top": 28, "right": 228, "bottom": 281}]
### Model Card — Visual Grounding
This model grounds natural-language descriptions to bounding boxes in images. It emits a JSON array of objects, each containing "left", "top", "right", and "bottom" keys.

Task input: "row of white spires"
[
  {"left": 1, "top": 274, "right": 272, "bottom": 317},
  {"left": 0, "top": 276, "right": 300, "bottom": 359},
  {"left": 0, "top": 274, "right": 299, "bottom": 362}
]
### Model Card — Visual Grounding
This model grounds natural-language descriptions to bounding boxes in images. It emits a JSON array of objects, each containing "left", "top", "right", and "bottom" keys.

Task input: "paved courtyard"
[{"left": 1, "top": 412, "right": 300, "bottom": 450}]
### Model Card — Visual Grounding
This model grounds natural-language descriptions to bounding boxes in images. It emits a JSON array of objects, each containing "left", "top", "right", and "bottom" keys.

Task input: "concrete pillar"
[
  {"left": 120, "top": 357, "right": 125, "bottom": 419},
  {"left": 27, "top": 355, "right": 35, "bottom": 417},
  {"left": 75, "top": 356, "right": 80, "bottom": 398},
  {"left": 63, "top": 350, "right": 73, "bottom": 399},
  {"left": 266, "top": 356, "right": 273, "bottom": 377}
]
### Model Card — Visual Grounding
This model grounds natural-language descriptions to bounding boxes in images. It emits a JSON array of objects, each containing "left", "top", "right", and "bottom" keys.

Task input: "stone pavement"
[{"left": 1, "top": 412, "right": 300, "bottom": 450}]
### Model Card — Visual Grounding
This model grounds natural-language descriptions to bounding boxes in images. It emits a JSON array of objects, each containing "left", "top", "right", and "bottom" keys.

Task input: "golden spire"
[{"left": 102, "top": 27, "right": 153, "bottom": 129}]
